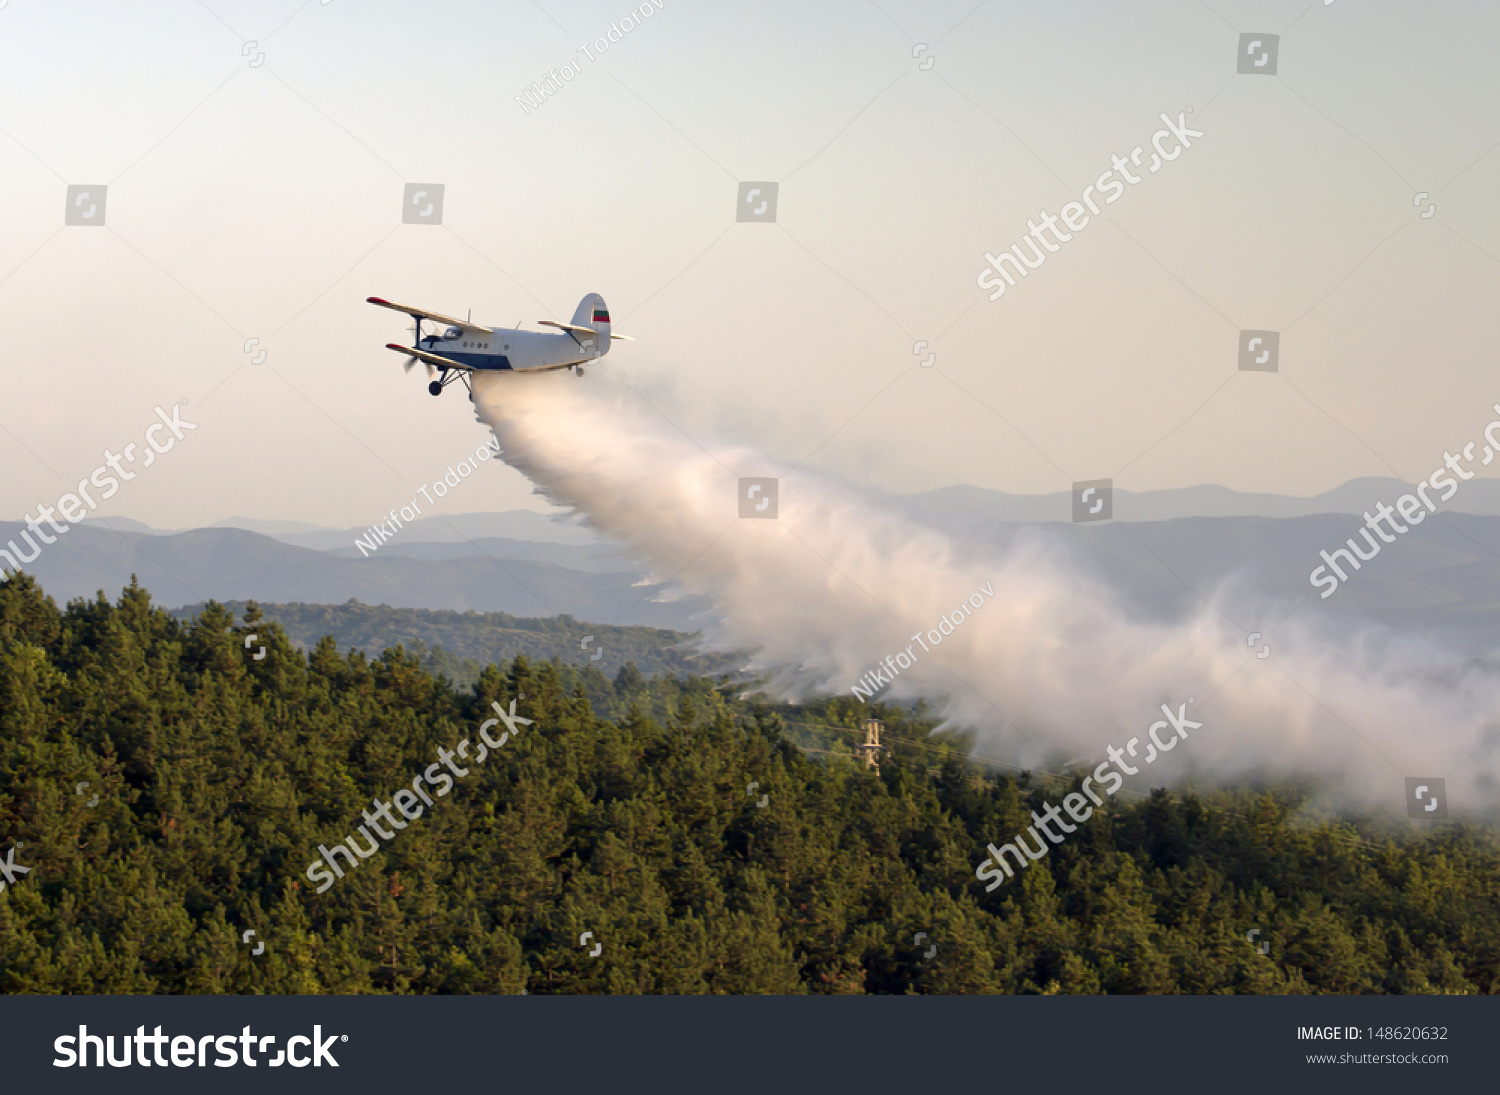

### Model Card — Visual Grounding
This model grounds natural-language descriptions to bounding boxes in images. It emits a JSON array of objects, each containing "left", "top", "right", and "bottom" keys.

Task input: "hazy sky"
[{"left": 2, "top": 0, "right": 1498, "bottom": 528}]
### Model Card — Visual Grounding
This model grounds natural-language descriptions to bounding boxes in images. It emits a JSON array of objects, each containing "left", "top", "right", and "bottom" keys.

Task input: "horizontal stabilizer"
[{"left": 539, "top": 319, "right": 633, "bottom": 342}]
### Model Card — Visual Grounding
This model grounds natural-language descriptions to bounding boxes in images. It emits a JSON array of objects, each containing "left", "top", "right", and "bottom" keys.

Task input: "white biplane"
[{"left": 368, "top": 292, "right": 631, "bottom": 397}]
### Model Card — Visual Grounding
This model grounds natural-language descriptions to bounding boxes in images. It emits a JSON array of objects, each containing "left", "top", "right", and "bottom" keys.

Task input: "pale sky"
[{"left": 2, "top": 0, "right": 1498, "bottom": 528}]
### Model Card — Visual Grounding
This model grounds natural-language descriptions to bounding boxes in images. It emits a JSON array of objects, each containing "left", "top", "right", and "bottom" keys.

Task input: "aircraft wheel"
[{"left": 428, "top": 380, "right": 443, "bottom": 396}]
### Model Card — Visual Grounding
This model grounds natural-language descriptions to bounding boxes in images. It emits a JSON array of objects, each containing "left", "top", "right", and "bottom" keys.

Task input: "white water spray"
[{"left": 473, "top": 372, "right": 1500, "bottom": 811}]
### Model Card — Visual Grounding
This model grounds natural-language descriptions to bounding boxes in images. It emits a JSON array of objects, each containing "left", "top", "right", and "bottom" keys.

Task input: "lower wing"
[{"left": 385, "top": 343, "right": 471, "bottom": 372}]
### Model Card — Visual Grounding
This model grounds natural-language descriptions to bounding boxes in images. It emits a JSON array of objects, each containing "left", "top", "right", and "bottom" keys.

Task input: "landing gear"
[{"left": 428, "top": 368, "right": 472, "bottom": 398}]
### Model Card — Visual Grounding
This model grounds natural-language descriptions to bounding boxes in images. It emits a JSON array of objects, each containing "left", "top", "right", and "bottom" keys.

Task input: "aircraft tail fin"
[{"left": 571, "top": 293, "right": 611, "bottom": 344}]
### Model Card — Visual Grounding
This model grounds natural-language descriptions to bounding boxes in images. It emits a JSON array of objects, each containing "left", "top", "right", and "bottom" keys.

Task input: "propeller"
[{"left": 404, "top": 319, "right": 435, "bottom": 377}]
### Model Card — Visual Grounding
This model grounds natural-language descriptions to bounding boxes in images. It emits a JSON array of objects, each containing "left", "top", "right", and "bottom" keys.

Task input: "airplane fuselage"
[{"left": 422, "top": 325, "right": 601, "bottom": 373}]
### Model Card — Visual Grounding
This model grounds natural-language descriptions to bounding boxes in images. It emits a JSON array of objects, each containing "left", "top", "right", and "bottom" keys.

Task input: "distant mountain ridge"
[
  {"left": 6, "top": 479, "right": 1500, "bottom": 653},
  {"left": 81, "top": 479, "right": 1500, "bottom": 548},
  {"left": 899, "top": 477, "right": 1500, "bottom": 526},
  {"left": 91, "top": 510, "right": 606, "bottom": 547},
  {"left": 0, "top": 522, "right": 708, "bottom": 630}
]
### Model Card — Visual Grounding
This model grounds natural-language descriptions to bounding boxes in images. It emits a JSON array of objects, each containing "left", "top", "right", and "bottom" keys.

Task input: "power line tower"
[{"left": 858, "top": 719, "right": 885, "bottom": 772}]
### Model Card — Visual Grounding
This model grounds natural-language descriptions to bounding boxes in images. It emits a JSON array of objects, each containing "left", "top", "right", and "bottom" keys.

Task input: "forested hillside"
[
  {"left": 2, "top": 574, "right": 1496, "bottom": 994},
  {"left": 170, "top": 599, "right": 742, "bottom": 689}
]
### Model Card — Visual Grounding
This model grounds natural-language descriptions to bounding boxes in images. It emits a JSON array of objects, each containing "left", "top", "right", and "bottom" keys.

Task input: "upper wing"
[
  {"left": 384, "top": 343, "right": 473, "bottom": 372},
  {"left": 368, "top": 296, "right": 488, "bottom": 335}
]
